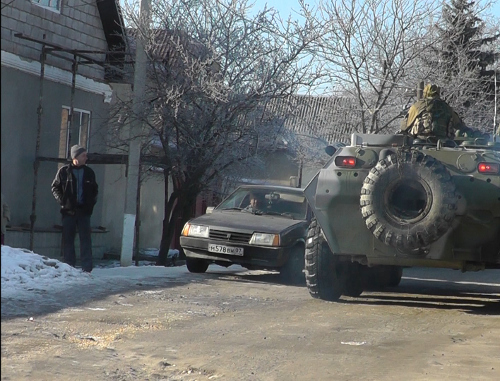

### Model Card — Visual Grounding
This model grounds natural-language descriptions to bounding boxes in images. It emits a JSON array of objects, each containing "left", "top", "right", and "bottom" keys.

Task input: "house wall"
[
  {"left": 1, "top": 0, "right": 108, "bottom": 79},
  {"left": 0, "top": 0, "right": 137, "bottom": 259},
  {"left": 1, "top": 64, "right": 111, "bottom": 224},
  {"left": 0, "top": 73, "right": 167, "bottom": 256}
]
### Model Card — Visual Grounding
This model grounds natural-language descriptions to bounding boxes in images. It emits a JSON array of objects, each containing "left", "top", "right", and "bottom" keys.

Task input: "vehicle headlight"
[
  {"left": 181, "top": 223, "right": 209, "bottom": 238},
  {"left": 249, "top": 233, "right": 280, "bottom": 246}
]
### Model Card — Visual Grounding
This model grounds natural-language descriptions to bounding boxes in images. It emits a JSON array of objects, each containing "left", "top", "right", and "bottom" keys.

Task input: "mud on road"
[{"left": 2, "top": 267, "right": 499, "bottom": 380}]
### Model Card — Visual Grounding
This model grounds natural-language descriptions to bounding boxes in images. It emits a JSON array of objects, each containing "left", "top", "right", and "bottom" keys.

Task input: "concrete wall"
[
  {"left": 138, "top": 174, "right": 168, "bottom": 249},
  {"left": 100, "top": 164, "right": 171, "bottom": 252},
  {"left": 5, "top": 230, "right": 109, "bottom": 260}
]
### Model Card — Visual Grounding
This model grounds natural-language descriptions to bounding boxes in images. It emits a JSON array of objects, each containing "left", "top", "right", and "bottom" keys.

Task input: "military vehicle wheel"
[
  {"left": 341, "top": 262, "right": 363, "bottom": 297},
  {"left": 361, "top": 265, "right": 403, "bottom": 289},
  {"left": 305, "top": 220, "right": 342, "bottom": 300},
  {"left": 361, "top": 150, "right": 458, "bottom": 251},
  {"left": 186, "top": 258, "right": 209, "bottom": 273},
  {"left": 305, "top": 220, "right": 363, "bottom": 300},
  {"left": 280, "top": 246, "right": 305, "bottom": 285}
]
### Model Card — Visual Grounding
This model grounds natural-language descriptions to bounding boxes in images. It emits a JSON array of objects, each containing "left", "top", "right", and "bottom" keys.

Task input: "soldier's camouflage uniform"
[
  {"left": 401, "top": 84, "right": 491, "bottom": 142},
  {"left": 401, "top": 84, "right": 457, "bottom": 139}
]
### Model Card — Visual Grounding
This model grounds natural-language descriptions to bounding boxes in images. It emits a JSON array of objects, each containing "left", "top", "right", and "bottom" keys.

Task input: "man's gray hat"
[{"left": 70, "top": 145, "right": 87, "bottom": 159}]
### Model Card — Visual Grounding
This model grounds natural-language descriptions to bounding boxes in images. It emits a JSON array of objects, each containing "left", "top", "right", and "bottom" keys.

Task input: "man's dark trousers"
[{"left": 62, "top": 210, "right": 93, "bottom": 272}]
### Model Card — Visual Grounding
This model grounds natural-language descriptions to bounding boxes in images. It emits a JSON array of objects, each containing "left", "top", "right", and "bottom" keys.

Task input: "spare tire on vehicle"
[{"left": 360, "top": 150, "right": 458, "bottom": 251}]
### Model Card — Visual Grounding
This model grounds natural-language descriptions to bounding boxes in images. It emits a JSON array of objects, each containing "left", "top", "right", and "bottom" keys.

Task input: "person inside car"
[{"left": 243, "top": 192, "right": 266, "bottom": 213}]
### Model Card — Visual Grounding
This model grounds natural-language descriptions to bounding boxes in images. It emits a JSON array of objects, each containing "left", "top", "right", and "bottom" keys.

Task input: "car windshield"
[{"left": 217, "top": 187, "right": 308, "bottom": 220}]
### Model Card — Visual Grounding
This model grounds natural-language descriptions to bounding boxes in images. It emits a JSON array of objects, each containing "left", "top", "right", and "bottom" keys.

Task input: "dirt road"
[{"left": 2, "top": 267, "right": 499, "bottom": 380}]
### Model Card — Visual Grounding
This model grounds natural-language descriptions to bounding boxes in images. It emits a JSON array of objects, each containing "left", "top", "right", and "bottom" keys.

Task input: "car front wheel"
[
  {"left": 186, "top": 258, "right": 209, "bottom": 273},
  {"left": 280, "top": 246, "right": 305, "bottom": 285}
]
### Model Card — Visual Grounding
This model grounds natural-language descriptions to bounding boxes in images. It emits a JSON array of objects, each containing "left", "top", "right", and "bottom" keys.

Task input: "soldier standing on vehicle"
[{"left": 401, "top": 84, "right": 459, "bottom": 140}]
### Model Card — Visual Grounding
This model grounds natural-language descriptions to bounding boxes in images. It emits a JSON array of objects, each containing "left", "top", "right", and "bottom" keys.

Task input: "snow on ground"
[
  {"left": 4, "top": 245, "right": 497, "bottom": 305},
  {"left": 0, "top": 245, "right": 179, "bottom": 300},
  {"left": 1, "top": 245, "right": 249, "bottom": 302}
]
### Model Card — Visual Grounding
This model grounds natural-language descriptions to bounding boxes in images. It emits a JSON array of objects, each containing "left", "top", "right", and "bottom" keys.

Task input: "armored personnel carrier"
[{"left": 304, "top": 133, "right": 500, "bottom": 301}]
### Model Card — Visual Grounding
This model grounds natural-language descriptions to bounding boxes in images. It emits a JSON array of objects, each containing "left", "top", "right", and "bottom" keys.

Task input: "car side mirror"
[
  {"left": 205, "top": 206, "right": 215, "bottom": 214},
  {"left": 325, "top": 145, "right": 337, "bottom": 156}
]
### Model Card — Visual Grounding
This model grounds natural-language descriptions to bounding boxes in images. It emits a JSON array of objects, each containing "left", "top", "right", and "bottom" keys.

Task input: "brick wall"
[{"left": 1, "top": 0, "right": 108, "bottom": 79}]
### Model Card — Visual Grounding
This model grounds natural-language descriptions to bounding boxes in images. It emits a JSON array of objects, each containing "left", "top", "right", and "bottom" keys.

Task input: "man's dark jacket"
[{"left": 51, "top": 164, "right": 98, "bottom": 216}]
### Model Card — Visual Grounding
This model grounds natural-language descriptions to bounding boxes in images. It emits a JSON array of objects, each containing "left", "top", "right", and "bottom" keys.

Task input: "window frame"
[
  {"left": 31, "top": 0, "right": 61, "bottom": 13},
  {"left": 59, "top": 106, "right": 92, "bottom": 159}
]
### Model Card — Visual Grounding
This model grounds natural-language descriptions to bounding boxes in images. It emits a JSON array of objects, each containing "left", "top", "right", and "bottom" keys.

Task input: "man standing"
[
  {"left": 51, "top": 145, "right": 98, "bottom": 272},
  {"left": 402, "top": 84, "right": 459, "bottom": 140}
]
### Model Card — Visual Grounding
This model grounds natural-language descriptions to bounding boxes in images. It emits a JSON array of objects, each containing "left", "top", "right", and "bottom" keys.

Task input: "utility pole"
[
  {"left": 121, "top": 0, "right": 151, "bottom": 266},
  {"left": 494, "top": 69, "right": 498, "bottom": 141}
]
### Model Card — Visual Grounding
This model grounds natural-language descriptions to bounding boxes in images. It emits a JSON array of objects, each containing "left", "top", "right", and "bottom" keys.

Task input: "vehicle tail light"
[
  {"left": 477, "top": 162, "right": 499, "bottom": 174},
  {"left": 335, "top": 156, "right": 357, "bottom": 168}
]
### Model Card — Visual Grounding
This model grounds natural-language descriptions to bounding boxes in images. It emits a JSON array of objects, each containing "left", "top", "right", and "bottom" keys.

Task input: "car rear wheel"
[{"left": 186, "top": 258, "right": 209, "bottom": 273}]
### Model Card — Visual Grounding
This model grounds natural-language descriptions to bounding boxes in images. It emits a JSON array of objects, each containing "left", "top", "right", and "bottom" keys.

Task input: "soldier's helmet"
[{"left": 424, "top": 84, "right": 440, "bottom": 98}]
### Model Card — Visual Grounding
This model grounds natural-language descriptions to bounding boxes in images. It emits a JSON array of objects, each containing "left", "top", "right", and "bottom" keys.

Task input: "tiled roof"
[{"left": 268, "top": 95, "right": 360, "bottom": 144}]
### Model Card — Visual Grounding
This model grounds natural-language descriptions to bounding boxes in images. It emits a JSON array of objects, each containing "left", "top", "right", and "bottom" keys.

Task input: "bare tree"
[
  {"left": 303, "top": 0, "right": 440, "bottom": 134},
  {"left": 413, "top": 0, "right": 499, "bottom": 131},
  {"left": 114, "top": 0, "right": 321, "bottom": 264}
]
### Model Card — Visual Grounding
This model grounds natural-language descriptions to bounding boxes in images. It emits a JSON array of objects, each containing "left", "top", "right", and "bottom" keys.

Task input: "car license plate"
[{"left": 208, "top": 244, "right": 244, "bottom": 256}]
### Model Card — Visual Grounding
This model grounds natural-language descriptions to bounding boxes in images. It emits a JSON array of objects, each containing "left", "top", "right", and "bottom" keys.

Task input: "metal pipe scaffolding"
[{"left": 29, "top": 46, "right": 46, "bottom": 250}]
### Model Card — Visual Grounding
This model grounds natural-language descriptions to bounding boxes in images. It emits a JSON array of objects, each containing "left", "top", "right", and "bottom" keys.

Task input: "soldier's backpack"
[{"left": 410, "top": 98, "right": 453, "bottom": 138}]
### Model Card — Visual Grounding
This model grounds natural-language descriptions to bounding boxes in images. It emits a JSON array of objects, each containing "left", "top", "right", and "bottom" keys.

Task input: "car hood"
[{"left": 189, "top": 210, "right": 306, "bottom": 233}]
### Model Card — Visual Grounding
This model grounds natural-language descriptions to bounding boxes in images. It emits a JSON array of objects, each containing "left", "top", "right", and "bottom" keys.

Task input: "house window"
[
  {"left": 59, "top": 107, "right": 91, "bottom": 159},
  {"left": 32, "top": 0, "right": 61, "bottom": 12}
]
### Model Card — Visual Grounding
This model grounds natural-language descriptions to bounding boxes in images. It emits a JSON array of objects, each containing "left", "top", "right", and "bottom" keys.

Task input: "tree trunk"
[
  {"left": 157, "top": 170, "right": 176, "bottom": 265},
  {"left": 157, "top": 173, "right": 199, "bottom": 266},
  {"left": 157, "top": 199, "right": 181, "bottom": 265}
]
